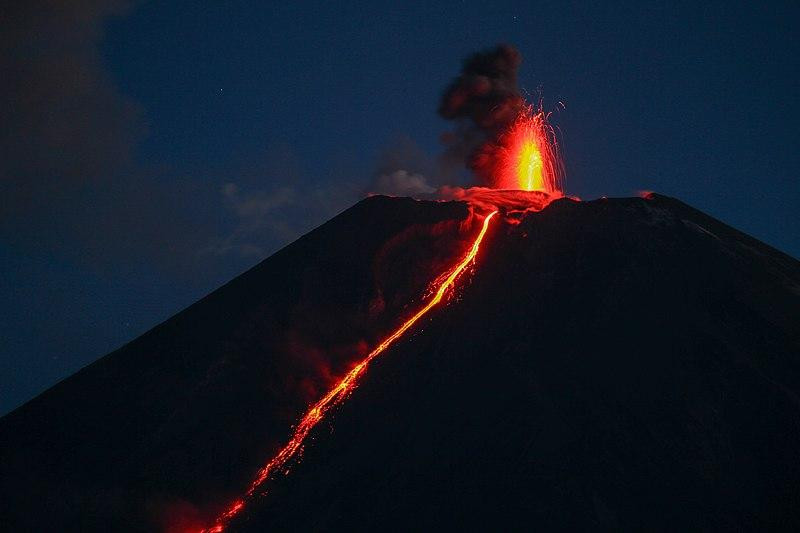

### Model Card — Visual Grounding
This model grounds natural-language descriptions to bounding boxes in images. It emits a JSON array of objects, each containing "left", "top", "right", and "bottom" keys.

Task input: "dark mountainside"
[{"left": 2, "top": 194, "right": 800, "bottom": 531}]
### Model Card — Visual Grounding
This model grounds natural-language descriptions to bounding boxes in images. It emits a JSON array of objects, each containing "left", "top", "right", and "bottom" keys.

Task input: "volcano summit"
[{"left": 1, "top": 192, "right": 799, "bottom": 531}]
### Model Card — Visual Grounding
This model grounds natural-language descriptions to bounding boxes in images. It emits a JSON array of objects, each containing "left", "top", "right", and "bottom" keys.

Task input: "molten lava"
[
  {"left": 201, "top": 211, "right": 498, "bottom": 532},
  {"left": 516, "top": 138, "right": 544, "bottom": 191},
  {"left": 500, "top": 109, "right": 564, "bottom": 193},
  {"left": 475, "top": 107, "right": 565, "bottom": 194}
]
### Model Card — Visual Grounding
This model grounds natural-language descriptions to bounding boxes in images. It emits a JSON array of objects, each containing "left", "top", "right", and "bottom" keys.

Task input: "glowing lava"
[
  {"left": 517, "top": 139, "right": 544, "bottom": 191},
  {"left": 200, "top": 211, "right": 498, "bottom": 532},
  {"left": 477, "top": 107, "right": 565, "bottom": 194},
  {"left": 502, "top": 109, "right": 564, "bottom": 193}
]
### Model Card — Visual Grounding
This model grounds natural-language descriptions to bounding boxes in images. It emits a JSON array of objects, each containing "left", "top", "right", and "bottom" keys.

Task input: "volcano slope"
[
  {"left": 0, "top": 196, "right": 476, "bottom": 531},
  {"left": 3, "top": 193, "right": 800, "bottom": 531}
]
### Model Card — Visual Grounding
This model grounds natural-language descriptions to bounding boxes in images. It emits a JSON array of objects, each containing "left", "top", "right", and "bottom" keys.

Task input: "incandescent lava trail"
[{"left": 201, "top": 210, "right": 499, "bottom": 533}]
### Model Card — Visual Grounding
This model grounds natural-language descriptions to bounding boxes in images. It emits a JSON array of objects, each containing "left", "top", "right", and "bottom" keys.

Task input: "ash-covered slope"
[{"left": 3, "top": 193, "right": 800, "bottom": 531}]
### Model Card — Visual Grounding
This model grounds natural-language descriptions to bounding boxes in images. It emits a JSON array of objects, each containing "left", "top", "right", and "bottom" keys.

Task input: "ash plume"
[{"left": 438, "top": 44, "right": 526, "bottom": 184}]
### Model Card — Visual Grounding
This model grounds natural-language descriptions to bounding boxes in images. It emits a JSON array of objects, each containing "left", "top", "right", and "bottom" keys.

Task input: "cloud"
[
  {"left": 366, "top": 135, "right": 469, "bottom": 199},
  {"left": 207, "top": 183, "right": 298, "bottom": 258},
  {"left": 1, "top": 0, "right": 140, "bottom": 220},
  {"left": 0, "top": 2, "right": 229, "bottom": 282},
  {"left": 206, "top": 144, "right": 363, "bottom": 260},
  {"left": 369, "top": 170, "right": 435, "bottom": 197},
  {"left": 222, "top": 183, "right": 295, "bottom": 221}
]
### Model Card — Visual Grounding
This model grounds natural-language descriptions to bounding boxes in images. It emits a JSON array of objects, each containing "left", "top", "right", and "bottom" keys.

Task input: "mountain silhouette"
[{"left": 2, "top": 193, "right": 799, "bottom": 531}]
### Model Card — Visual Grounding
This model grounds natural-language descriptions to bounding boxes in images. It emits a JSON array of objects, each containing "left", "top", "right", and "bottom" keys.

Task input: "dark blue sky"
[{"left": 2, "top": 0, "right": 798, "bottom": 415}]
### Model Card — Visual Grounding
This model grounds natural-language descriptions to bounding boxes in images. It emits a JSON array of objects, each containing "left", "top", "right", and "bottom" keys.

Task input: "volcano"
[{"left": 2, "top": 193, "right": 799, "bottom": 531}]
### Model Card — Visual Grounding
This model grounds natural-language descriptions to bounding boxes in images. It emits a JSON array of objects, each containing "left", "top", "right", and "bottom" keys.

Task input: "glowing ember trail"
[{"left": 201, "top": 211, "right": 498, "bottom": 533}]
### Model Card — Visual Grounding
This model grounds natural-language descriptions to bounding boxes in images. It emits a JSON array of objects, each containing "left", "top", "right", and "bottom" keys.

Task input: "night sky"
[{"left": 2, "top": 1, "right": 798, "bottom": 415}]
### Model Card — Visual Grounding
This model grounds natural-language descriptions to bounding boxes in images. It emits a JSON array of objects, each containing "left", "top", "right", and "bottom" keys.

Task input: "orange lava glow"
[
  {"left": 480, "top": 107, "right": 565, "bottom": 194},
  {"left": 199, "top": 211, "right": 499, "bottom": 532}
]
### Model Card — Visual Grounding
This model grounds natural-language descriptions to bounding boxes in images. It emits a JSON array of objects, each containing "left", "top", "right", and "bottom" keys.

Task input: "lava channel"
[{"left": 200, "top": 210, "right": 499, "bottom": 532}]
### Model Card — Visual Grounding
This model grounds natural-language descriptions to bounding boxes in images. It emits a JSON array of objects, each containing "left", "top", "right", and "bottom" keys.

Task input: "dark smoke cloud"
[
  {"left": 0, "top": 1, "right": 231, "bottom": 282},
  {"left": 1, "top": 0, "right": 139, "bottom": 220},
  {"left": 438, "top": 44, "right": 526, "bottom": 182}
]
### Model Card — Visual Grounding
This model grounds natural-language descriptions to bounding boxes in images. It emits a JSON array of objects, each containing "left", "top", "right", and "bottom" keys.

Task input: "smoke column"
[
  {"left": 439, "top": 44, "right": 564, "bottom": 194},
  {"left": 438, "top": 45, "right": 525, "bottom": 185}
]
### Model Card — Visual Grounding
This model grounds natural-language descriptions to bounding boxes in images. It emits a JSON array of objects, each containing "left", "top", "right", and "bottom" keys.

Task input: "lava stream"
[{"left": 201, "top": 210, "right": 499, "bottom": 532}]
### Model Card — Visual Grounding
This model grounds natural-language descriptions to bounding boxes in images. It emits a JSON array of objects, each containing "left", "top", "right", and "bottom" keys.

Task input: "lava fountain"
[{"left": 475, "top": 106, "right": 565, "bottom": 194}]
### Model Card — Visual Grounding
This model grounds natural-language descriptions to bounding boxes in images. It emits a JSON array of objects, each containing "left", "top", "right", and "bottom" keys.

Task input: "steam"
[
  {"left": 438, "top": 44, "right": 527, "bottom": 185},
  {"left": 370, "top": 170, "right": 435, "bottom": 197}
]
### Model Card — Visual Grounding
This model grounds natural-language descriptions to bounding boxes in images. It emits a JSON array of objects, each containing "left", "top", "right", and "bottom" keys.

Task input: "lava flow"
[{"left": 200, "top": 210, "right": 498, "bottom": 532}]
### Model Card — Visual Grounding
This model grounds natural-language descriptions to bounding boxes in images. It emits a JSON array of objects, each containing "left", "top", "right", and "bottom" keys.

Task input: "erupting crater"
[{"left": 199, "top": 97, "right": 568, "bottom": 533}]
